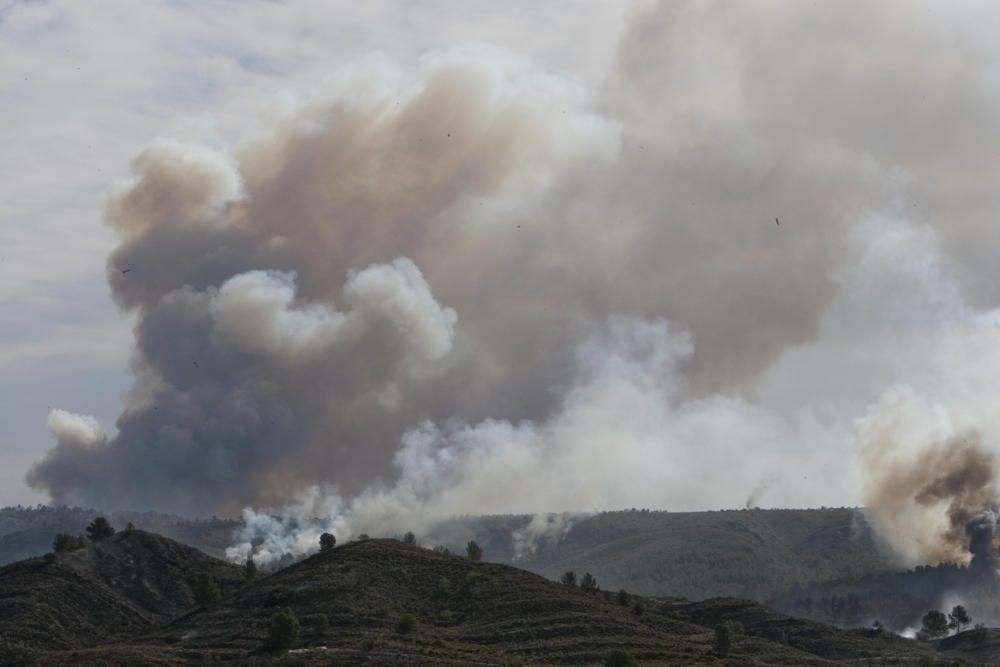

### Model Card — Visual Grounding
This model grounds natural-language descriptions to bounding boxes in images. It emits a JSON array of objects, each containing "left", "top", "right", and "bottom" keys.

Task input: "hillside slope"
[
  {"left": 0, "top": 530, "right": 242, "bottom": 662},
  {"left": 1, "top": 533, "right": 965, "bottom": 666},
  {"left": 441, "top": 508, "right": 891, "bottom": 601}
]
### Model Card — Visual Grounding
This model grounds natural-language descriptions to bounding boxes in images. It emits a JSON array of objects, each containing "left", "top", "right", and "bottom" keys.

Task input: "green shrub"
[
  {"left": 617, "top": 589, "right": 630, "bottom": 606},
  {"left": 434, "top": 577, "right": 452, "bottom": 598},
  {"left": 193, "top": 574, "right": 221, "bottom": 609},
  {"left": 604, "top": 649, "right": 637, "bottom": 666},
  {"left": 320, "top": 532, "right": 336, "bottom": 551},
  {"left": 466, "top": 540, "right": 483, "bottom": 562},
  {"left": 714, "top": 623, "right": 732, "bottom": 656},
  {"left": 397, "top": 613, "right": 417, "bottom": 635},
  {"left": 266, "top": 608, "right": 301, "bottom": 650}
]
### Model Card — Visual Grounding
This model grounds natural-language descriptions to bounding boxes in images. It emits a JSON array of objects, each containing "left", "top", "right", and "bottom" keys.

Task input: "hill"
[
  {"left": 770, "top": 561, "right": 1000, "bottom": 630},
  {"left": 0, "top": 530, "right": 242, "bottom": 663},
  {"left": 0, "top": 530, "right": 979, "bottom": 666},
  {"left": 0, "top": 506, "right": 237, "bottom": 565},
  {"left": 436, "top": 508, "right": 892, "bottom": 601}
]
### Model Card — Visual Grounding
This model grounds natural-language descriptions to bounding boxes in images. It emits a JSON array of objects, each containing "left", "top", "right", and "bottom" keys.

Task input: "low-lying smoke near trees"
[{"left": 26, "top": 1, "right": 1000, "bottom": 567}]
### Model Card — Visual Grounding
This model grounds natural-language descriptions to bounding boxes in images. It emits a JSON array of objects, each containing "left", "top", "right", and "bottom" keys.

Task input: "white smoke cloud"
[
  {"left": 211, "top": 259, "right": 455, "bottom": 368},
  {"left": 46, "top": 409, "right": 106, "bottom": 449}
]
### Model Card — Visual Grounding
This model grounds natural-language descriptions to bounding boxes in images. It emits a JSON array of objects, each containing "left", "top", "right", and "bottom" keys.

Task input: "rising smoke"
[{"left": 26, "top": 1, "right": 1000, "bottom": 566}]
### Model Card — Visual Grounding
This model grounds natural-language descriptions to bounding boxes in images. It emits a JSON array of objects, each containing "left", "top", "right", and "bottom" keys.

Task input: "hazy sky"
[
  {"left": 0, "top": 0, "right": 635, "bottom": 506},
  {"left": 8, "top": 1, "right": 1000, "bottom": 570}
]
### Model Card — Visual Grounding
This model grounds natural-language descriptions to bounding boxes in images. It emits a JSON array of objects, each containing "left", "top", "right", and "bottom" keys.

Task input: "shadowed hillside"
[
  {"left": 1, "top": 530, "right": 986, "bottom": 666},
  {"left": 0, "top": 530, "right": 242, "bottom": 662}
]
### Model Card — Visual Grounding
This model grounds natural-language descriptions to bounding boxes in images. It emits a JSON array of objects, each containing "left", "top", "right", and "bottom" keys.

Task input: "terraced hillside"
[
  {"left": 1, "top": 530, "right": 984, "bottom": 666},
  {"left": 0, "top": 530, "right": 243, "bottom": 662}
]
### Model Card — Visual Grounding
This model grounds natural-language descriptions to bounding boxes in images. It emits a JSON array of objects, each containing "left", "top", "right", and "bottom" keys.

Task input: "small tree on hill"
[
  {"left": 921, "top": 610, "right": 949, "bottom": 639},
  {"left": 579, "top": 572, "right": 599, "bottom": 594},
  {"left": 403, "top": 531, "right": 417, "bottom": 546},
  {"left": 266, "top": 608, "right": 300, "bottom": 650},
  {"left": 244, "top": 556, "right": 258, "bottom": 581},
  {"left": 194, "top": 573, "right": 221, "bottom": 609},
  {"left": 466, "top": 540, "right": 483, "bottom": 562},
  {"left": 617, "top": 589, "right": 630, "bottom": 606},
  {"left": 714, "top": 623, "right": 733, "bottom": 655},
  {"left": 320, "top": 532, "right": 336, "bottom": 552},
  {"left": 948, "top": 605, "right": 971, "bottom": 634},
  {"left": 603, "top": 649, "right": 637, "bottom": 667},
  {"left": 85, "top": 517, "right": 115, "bottom": 542},
  {"left": 560, "top": 571, "right": 577, "bottom": 587}
]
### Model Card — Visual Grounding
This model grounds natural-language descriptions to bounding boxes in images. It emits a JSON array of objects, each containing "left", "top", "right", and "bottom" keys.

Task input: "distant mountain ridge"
[{"left": 0, "top": 506, "right": 892, "bottom": 604}]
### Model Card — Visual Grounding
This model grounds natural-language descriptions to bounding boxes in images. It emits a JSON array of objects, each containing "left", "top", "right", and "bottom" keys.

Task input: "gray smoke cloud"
[{"left": 25, "top": 2, "right": 1000, "bottom": 565}]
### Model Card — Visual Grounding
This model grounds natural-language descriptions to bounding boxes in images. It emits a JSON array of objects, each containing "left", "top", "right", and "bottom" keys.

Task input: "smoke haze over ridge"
[{"left": 22, "top": 1, "right": 1000, "bottom": 566}]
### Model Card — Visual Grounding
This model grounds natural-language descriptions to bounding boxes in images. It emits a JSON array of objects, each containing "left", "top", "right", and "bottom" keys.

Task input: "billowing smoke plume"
[
  {"left": 863, "top": 427, "right": 999, "bottom": 568},
  {"left": 26, "top": 2, "right": 1000, "bottom": 565}
]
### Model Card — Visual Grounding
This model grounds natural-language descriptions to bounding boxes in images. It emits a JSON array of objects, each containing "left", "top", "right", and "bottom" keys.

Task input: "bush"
[
  {"left": 397, "top": 613, "right": 416, "bottom": 635},
  {"left": 320, "top": 532, "right": 336, "bottom": 552},
  {"left": 464, "top": 568, "right": 484, "bottom": 590},
  {"left": 434, "top": 577, "right": 452, "bottom": 598},
  {"left": 244, "top": 557, "right": 258, "bottom": 581},
  {"left": 314, "top": 613, "right": 330, "bottom": 634},
  {"left": 85, "top": 517, "right": 115, "bottom": 542},
  {"left": 604, "top": 649, "right": 637, "bottom": 666},
  {"left": 193, "top": 574, "right": 221, "bottom": 609},
  {"left": 714, "top": 623, "right": 732, "bottom": 655},
  {"left": 266, "top": 608, "right": 301, "bottom": 650},
  {"left": 561, "top": 571, "right": 577, "bottom": 587},
  {"left": 403, "top": 532, "right": 417, "bottom": 546},
  {"left": 617, "top": 589, "right": 630, "bottom": 606},
  {"left": 53, "top": 533, "right": 86, "bottom": 553},
  {"left": 466, "top": 540, "right": 483, "bottom": 562}
]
